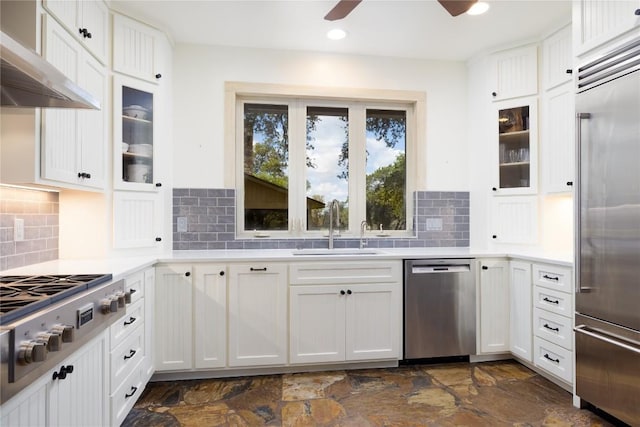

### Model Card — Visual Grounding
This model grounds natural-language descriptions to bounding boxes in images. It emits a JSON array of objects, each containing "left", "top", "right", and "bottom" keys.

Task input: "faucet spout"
[{"left": 328, "top": 199, "right": 340, "bottom": 250}]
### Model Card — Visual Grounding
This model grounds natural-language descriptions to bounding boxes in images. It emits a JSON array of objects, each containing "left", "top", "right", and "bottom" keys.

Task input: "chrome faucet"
[
  {"left": 360, "top": 220, "right": 368, "bottom": 249},
  {"left": 328, "top": 199, "right": 340, "bottom": 249}
]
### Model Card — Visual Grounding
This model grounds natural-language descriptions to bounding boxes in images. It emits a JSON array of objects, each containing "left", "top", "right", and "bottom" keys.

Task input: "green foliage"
[{"left": 366, "top": 153, "right": 406, "bottom": 230}]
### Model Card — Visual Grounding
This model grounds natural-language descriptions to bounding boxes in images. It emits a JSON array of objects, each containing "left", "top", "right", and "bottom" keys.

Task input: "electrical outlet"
[
  {"left": 14, "top": 218, "right": 24, "bottom": 241},
  {"left": 426, "top": 218, "right": 443, "bottom": 231},
  {"left": 177, "top": 216, "right": 188, "bottom": 232}
]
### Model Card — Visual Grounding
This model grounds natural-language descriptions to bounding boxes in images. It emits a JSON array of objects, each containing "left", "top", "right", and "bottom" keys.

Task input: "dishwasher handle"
[{"left": 411, "top": 265, "right": 471, "bottom": 274}]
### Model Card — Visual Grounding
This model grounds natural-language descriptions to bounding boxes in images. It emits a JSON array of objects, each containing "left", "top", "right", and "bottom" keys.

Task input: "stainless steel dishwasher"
[{"left": 404, "top": 259, "right": 476, "bottom": 359}]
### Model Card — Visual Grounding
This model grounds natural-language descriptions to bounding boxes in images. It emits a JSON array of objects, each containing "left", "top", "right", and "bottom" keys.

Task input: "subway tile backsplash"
[
  {"left": 173, "top": 189, "right": 469, "bottom": 250},
  {"left": 0, "top": 187, "right": 59, "bottom": 271}
]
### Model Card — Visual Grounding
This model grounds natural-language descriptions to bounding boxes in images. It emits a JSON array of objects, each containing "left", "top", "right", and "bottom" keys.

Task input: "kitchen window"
[{"left": 229, "top": 83, "right": 422, "bottom": 238}]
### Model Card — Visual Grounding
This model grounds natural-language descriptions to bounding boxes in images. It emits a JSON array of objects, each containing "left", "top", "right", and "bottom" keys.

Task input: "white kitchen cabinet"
[
  {"left": 478, "top": 259, "right": 510, "bottom": 354},
  {"left": 113, "top": 191, "right": 164, "bottom": 249},
  {"left": 0, "top": 374, "right": 48, "bottom": 427},
  {"left": 113, "top": 74, "right": 162, "bottom": 191},
  {"left": 489, "top": 45, "right": 538, "bottom": 102},
  {"left": 509, "top": 261, "right": 532, "bottom": 362},
  {"left": 573, "top": 0, "right": 640, "bottom": 57},
  {"left": 48, "top": 330, "right": 109, "bottom": 427},
  {"left": 154, "top": 264, "right": 193, "bottom": 371},
  {"left": 490, "top": 196, "right": 538, "bottom": 245},
  {"left": 228, "top": 263, "right": 288, "bottom": 367},
  {"left": 493, "top": 97, "right": 538, "bottom": 194},
  {"left": 113, "top": 13, "right": 165, "bottom": 83},
  {"left": 41, "top": 14, "right": 107, "bottom": 190},
  {"left": 542, "top": 25, "right": 573, "bottom": 90},
  {"left": 43, "top": 0, "right": 109, "bottom": 64},
  {"left": 542, "top": 83, "right": 575, "bottom": 194},
  {"left": 194, "top": 264, "right": 227, "bottom": 369},
  {"left": 290, "top": 282, "right": 400, "bottom": 364}
]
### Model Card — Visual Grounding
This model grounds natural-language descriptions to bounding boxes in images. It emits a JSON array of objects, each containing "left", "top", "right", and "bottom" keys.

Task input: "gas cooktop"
[{"left": 0, "top": 274, "right": 112, "bottom": 325}]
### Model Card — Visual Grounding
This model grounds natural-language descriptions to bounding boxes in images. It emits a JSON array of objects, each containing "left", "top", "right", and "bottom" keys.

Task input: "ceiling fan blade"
[
  {"left": 324, "top": 0, "right": 363, "bottom": 21},
  {"left": 437, "top": 0, "right": 477, "bottom": 16}
]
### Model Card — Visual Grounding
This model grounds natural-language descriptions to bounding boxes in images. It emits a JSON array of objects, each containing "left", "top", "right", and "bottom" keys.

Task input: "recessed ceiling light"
[
  {"left": 327, "top": 28, "right": 347, "bottom": 40},
  {"left": 467, "top": 2, "right": 490, "bottom": 15}
]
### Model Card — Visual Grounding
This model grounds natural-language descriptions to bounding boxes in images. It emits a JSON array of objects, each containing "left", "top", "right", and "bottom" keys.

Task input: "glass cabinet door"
[
  {"left": 496, "top": 98, "right": 537, "bottom": 193},
  {"left": 114, "top": 75, "right": 158, "bottom": 190}
]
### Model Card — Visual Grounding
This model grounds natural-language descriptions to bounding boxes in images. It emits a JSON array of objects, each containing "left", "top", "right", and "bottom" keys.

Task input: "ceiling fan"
[{"left": 324, "top": 0, "right": 478, "bottom": 21}]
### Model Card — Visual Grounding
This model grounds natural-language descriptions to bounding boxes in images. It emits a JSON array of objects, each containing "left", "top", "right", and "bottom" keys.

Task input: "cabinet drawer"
[
  {"left": 533, "top": 336, "right": 572, "bottom": 384},
  {"left": 111, "top": 363, "right": 144, "bottom": 427},
  {"left": 532, "top": 264, "right": 572, "bottom": 293},
  {"left": 110, "top": 324, "right": 144, "bottom": 393},
  {"left": 533, "top": 307, "right": 573, "bottom": 350},
  {"left": 125, "top": 271, "right": 145, "bottom": 304},
  {"left": 290, "top": 261, "right": 401, "bottom": 285},
  {"left": 110, "top": 299, "right": 144, "bottom": 350},
  {"left": 533, "top": 285, "right": 573, "bottom": 318}
]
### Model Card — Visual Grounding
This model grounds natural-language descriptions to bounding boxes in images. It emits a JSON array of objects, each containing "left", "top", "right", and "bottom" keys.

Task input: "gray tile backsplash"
[
  {"left": 0, "top": 186, "right": 59, "bottom": 271},
  {"left": 173, "top": 189, "right": 469, "bottom": 250}
]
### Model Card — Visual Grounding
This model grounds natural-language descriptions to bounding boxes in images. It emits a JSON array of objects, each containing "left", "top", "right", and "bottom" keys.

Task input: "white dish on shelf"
[
  {"left": 127, "top": 144, "right": 153, "bottom": 157},
  {"left": 121, "top": 142, "right": 129, "bottom": 153},
  {"left": 123, "top": 105, "right": 149, "bottom": 120}
]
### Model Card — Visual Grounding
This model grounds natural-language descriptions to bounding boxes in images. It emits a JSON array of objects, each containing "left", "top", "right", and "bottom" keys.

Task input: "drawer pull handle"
[
  {"left": 124, "top": 349, "right": 137, "bottom": 360},
  {"left": 543, "top": 297, "right": 560, "bottom": 305},
  {"left": 542, "top": 274, "right": 559, "bottom": 281},
  {"left": 125, "top": 386, "right": 138, "bottom": 399},
  {"left": 543, "top": 353, "right": 560, "bottom": 364},
  {"left": 250, "top": 267, "right": 267, "bottom": 272},
  {"left": 543, "top": 323, "right": 560, "bottom": 332},
  {"left": 124, "top": 317, "right": 137, "bottom": 326}
]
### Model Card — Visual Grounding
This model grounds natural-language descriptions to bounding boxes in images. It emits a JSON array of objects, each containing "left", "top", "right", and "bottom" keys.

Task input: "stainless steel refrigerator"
[{"left": 574, "top": 36, "right": 640, "bottom": 426}]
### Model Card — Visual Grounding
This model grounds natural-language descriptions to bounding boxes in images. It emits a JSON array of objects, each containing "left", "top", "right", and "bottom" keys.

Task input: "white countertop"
[{"left": 1, "top": 248, "right": 572, "bottom": 276}]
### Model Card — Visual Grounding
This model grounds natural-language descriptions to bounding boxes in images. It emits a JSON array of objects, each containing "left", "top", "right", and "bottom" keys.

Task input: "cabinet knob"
[
  {"left": 155, "top": 73, "right": 162, "bottom": 79},
  {"left": 347, "top": 289, "right": 352, "bottom": 295},
  {"left": 185, "top": 272, "right": 191, "bottom": 277},
  {"left": 566, "top": 181, "right": 573, "bottom": 186},
  {"left": 155, "top": 182, "right": 162, "bottom": 187},
  {"left": 340, "top": 290, "right": 346, "bottom": 295},
  {"left": 85, "top": 173, "right": 91, "bottom": 179},
  {"left": 155, "top": 237, "right": 162, "bottom": 242},
  {"left": 565, "top": 69, "right": 573, "bottom": 74},
  {"left": 491, "top": 92, "right": 497, "bottom": 97},
  {"left": 635, "top": 8, "right": 640, "bottom": 15},
  {"left": 492, "top": 235, "right": 497, "bottom": 239},
  {"left": 492, "top": 187, "right": 497, "bottom": 191},
  {"left": 86, "top": 32, "right": 92, "bottom": 39},
  {"left": 482, "top": 266, "right": 488, "bottom": 270},
  {"left": 219, "top": 271, "right": 225, "bottom": 276}
]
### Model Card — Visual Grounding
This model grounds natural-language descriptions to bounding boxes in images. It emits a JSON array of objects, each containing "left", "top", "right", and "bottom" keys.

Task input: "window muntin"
[
  {"left": 365, "top": 109, "right": 406, "bottom": 231},
  {"left": 305, "top": 106, "right": 349, "bottom": 231}
]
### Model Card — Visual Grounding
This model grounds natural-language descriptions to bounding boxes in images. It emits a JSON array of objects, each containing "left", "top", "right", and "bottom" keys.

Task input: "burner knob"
[
  {"left": 38, "top": 332, "right": 62, "bottom": 352},
  {"left": 116, "top": 292, "right": 126, "bottom": 308},
  {"left": 51, "top": 324, "right": 75, "bottom": 343},
  {"left": 100, "top": 298, "right": 112, "bottom": 314},
  {"left": 124, "top": 290, "right": 132, "bottom": 304},
  {"left": 19, "top": 340, "right": 47, "bottom": 364},
  {"left": 109, "top": 297, "right": 119, "bottom": 313}
]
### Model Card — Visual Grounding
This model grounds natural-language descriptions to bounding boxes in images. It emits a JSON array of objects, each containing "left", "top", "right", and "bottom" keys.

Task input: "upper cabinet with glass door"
[
  {"left": 494, "top": 97, "right": 538, "bottom": 195},
  {"left": 114, "top": 74, "right": 160, "bottom": 191}
]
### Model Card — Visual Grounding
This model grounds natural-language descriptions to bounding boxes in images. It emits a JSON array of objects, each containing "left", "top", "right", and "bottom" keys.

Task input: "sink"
[{"left": 292, "top": 248, "right": 381, "bottom": 256}]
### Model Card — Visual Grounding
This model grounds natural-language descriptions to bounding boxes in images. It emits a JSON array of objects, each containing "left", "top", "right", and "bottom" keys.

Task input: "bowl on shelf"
[
  {"left": 123, "top": 105, "right": 149, "bottom": 120},
  {"left": 122, "top": 142, "right": 129, "bottom": 153},
  {"left": 127, "top": 144, "right": 153, "bottom": 157}
]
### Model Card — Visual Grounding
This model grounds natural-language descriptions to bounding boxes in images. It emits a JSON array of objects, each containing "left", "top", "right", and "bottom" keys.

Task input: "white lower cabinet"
[
  {"left": 193, "top": 264, "right": 227, "bottom": 369},
  {"left": 509, "top": 261, "right": 532, "bottom": 362},
  {"left": 0, "top": 377, "right": 48, "bottom": 427},
  {"left": 290, "top": 283, "right": 400, "bottom": 364},
  {"left": 478, "top": 259, "right": 510, "bottom": 353},
  {"left": 228, "top": 263, "right": 288, "bottom": 367},
  {"left": 48, "top": 330, "right": 109, "bottom": 427}
]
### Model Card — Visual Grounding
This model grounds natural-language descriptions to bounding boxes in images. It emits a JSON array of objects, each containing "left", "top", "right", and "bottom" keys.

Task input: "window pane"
[
  {"left": 306, "top": 106, "right": 349, "bottom": 231},
  {"left": 366, "top": 109, "right": 406, "bottom": 231},
  {"left": 243, "top": 103, "right": 289, "bottom": 230}
]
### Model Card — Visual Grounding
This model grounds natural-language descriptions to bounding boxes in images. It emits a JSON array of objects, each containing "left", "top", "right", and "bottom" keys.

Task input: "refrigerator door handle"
[
  {"left": 575, "top": 325, "right": 640, "bottom": 355},
  {"left": 575, "top": 112, "right": 591, "bottom": 294}
]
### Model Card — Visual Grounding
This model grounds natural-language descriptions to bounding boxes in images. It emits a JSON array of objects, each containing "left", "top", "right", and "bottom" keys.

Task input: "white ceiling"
[{"left": 109, "top": 0, "right": 572, "bottom": 61}]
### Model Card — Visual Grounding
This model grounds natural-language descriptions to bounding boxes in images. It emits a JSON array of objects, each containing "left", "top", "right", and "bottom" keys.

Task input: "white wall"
[{"left": 172, "top": 44, "right": 469, "bottom": 191}]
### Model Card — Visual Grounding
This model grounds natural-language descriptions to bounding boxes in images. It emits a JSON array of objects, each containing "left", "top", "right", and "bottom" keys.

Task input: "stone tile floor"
[{"left": 124, "top": 360, "right": 615, "bottom": 426}]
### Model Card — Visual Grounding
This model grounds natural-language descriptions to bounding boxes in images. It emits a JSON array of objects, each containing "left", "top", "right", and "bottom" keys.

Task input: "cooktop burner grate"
[{"left": 0, "top": 274, "right": 112, "bottom": 325}]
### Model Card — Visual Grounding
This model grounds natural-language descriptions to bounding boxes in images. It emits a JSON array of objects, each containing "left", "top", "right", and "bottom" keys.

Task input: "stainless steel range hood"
[{"left": 1, "top": 30, "right": 100, "bottom": 109}]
